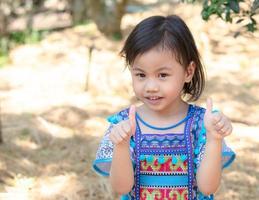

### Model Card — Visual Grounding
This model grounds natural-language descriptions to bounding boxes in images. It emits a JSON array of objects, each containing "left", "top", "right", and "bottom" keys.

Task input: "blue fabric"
[
  {"left": 222, "top": 149, "right": 236, "bottom": 169},
  {"left": 92, "top": 109, "right": 136, "bottom": 176},
  {"left": 120, "top": 194, "right": 132, "bottom": 200},
  {"left": 92, "top": 105, "right": 236, "bottom": 200},
  {"left": 140, "top": 175, "right": 188, "bottom": 186},
  {"left": 195, "top": 120, "right": 236, "bottom": 170},
  {"left": 193, "top": 107, "right": 236, "bottom": 200},
  {"left": 92, "top": 158, "right": 112, "bottom": 176},
  {"left": 135, "top": 104, "right": 191, "bottom": 130}
]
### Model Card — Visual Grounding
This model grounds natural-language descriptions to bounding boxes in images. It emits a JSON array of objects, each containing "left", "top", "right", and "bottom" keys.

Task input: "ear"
[{"left": 185, "top": 61, "right": 196, "bottom": 83}]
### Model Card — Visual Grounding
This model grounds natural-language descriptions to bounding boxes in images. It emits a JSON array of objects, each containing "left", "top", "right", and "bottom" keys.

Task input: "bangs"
[{"left": 120, "top": 16, "right": 190, "bottom": 68}]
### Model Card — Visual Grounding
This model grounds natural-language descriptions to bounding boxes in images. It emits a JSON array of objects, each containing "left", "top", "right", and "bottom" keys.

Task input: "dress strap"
[
  {"left": 133, "top": 105, "right": 197, "bottom": 200},
  {"left": 135, "top": 105, "right": 194, "bottom": 130}
]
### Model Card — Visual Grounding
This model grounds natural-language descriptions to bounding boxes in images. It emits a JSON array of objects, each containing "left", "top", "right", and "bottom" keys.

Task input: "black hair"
[{"left": 120, "top": 15, "right": 205, "bottom": 102}]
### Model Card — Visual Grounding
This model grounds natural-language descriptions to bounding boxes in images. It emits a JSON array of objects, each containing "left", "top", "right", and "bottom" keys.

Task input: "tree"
[
  {"left": 69, "top": 0, "right": 88, "bottom": 25},
  {"left": 26, "top": 0, "right": 45, "bottom": 33},
  {"left": 69, "top": 0, "right": 129, "bottom": 38},
  {"left": 0, "top": 0, "right": 258, "bottom": 40},
  {"left": 0, "top": 0, "right": 12, "bottom": 37},
  {"left": 88, "top": 0, "right": 129, "bottom": 38},
  {"left": 190, "top": 0, "right": 259, "bottom": 34}
]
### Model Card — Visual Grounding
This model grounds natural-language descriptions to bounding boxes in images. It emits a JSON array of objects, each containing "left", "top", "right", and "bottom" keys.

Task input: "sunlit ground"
[{"left": 0, "top": 1, "right": 259, "bottom": 200}]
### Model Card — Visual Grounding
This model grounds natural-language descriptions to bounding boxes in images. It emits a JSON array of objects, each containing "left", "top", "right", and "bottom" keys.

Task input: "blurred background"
[{"left": 0, "top": 0, "right": 258, "bottom": 199}]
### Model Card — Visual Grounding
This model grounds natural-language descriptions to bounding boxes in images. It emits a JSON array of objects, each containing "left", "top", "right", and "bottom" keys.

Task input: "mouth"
[
  {"left": 145, "top": 96, "right": 163, "bottom": 104},
  {"left": 146, "top": 96, "right": 162, "bottom": 100}
]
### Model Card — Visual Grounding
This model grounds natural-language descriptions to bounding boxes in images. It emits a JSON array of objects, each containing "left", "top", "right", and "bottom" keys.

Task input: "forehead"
[{"left": 132, "top": 47, "right": 180, "bottom": 70}]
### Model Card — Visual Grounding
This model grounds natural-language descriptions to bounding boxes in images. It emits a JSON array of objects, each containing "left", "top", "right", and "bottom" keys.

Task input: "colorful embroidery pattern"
[
  {"left": 140, "top": 155, "right": 188, "bottom": 173},
  {"left": 140, "top": 188, "right": 188, "bottom": 200},
  {"left": 93, "top": 105, "right": 236, "bottom": 200}
]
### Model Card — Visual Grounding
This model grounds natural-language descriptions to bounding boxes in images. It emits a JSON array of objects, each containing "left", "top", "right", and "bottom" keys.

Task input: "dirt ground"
[{"left": 0, "top": 1, "right": 259, "bottom": 200}]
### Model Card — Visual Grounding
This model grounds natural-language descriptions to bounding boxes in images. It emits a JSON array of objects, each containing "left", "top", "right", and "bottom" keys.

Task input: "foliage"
[
  {"left": 0, "top": 0, "right": 258, "bottom": 61},
  {"left": 186, "top": 0, "right": 259, "bottom": 33},
  {"left": 0, "top": 30, "right": 49, "bottom": 66}
]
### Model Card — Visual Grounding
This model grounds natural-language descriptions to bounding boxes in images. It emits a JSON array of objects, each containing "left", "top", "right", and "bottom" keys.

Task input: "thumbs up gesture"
[
  {"left": 109, "top": 105, "right": 136, "bottom": 145},
  {"left": 204, "top": 98, "right": 233, "bottom": 141}
]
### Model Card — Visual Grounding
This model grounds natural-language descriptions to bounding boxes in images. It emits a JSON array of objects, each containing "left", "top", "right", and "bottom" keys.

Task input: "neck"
[{"left": 139, "top": 100, "right": 189, "bottom": 120}]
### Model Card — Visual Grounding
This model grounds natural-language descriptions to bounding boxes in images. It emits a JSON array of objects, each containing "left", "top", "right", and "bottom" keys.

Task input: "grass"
[
  {"left": 0, "top": 30, "right": 50, "bottom": 67},
  {"left": 19, "top": 128, "right": 31, "bottom": 140},
  {"left": 0, "top": 2, "right": 258, "bottom": 199},
  {"left": 0, "top": 54, "right": 8, "bottom": 67}
]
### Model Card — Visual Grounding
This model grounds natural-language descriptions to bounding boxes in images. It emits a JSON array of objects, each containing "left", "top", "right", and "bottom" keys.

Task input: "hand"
[
  {"left": 109, "top": 105, "right": 136, "bottom": 145},
  {"left": 204, "top": 98, "right": 233, "bottom": 141}
]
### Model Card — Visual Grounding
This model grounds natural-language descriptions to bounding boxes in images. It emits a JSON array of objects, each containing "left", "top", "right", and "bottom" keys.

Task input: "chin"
[{"left": 146, "top": 105, "right": 167, "bottom": 112}]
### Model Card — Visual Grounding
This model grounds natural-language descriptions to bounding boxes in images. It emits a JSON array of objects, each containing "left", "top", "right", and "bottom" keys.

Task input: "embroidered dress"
[{"left": 92, "top": 105, "right": 235, "bottom": 200}]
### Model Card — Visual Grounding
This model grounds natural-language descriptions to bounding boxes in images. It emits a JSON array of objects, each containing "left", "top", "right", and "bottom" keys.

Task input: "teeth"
[{"left": 149, "top": 97, "right": 159, "bottom": 100}]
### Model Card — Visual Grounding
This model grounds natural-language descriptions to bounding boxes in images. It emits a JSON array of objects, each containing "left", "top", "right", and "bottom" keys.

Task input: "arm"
[
  {"left": 196, "top": 98, "right": 232, "bottom": 195},
  {"left": 109, "top": 106, "right": 136, "bottom": 195},
  {"left": 110, "top": 142, "right": 134, "bottom": 195},
  {"left": 196, "top": 138, "right": 222, "bottom": 195}
]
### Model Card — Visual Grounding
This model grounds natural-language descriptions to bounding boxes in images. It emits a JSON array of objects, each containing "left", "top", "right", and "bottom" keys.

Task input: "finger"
[
  {"left": 215, "top": 120, "right": 225, "bottom": 131},
  {"left": 212, "top": 112, "right": 223, "bottom": 124},
  {"left": 129, "top": 105, "right": 136, "bottom": 135},
  {"left": 219, "top": 123, "right": 228, "bottom": 133},
  {"left": 115, "top": 124, "right": 128, "bottom": 140},
  {"left": 229, "top": 123, "right": 233, "bottom": 134},
  {"left": 206, "top": 97, "right": 213, "bottom": 114},
  {"left": 118, "top": 124, "right": 131, "bottom": 141},
  {"left": 112, "top": 127, "right": 124, "bottom": 143},
  {"left": 121, "top": 121, "right": 131, "bottom": 135},
  {"left": 222, "top": 125, "right": 232, "bottom": 136},
  {"left": 109, "top": 133, "right": 119, "bottom": 144}
]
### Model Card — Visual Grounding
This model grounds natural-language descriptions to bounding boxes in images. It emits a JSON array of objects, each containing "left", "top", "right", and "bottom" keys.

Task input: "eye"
[
  {"left": 158, "top": 73, "right": 169, "bottom": 78},
  {"left": 135, "top": 73, "right": 146, "bottom": 78}
]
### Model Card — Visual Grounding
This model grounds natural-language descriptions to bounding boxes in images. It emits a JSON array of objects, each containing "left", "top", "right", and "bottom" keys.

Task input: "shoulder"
[
  {"left": 192, "top": 104, "right": 206, "bottom": 118},
  {"left": 190, "top": 105, "right": 206, "bottom": 132}
]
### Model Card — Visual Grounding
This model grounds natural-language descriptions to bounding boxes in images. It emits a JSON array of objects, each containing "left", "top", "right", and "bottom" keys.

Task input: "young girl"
[{"left": 92, "top": 15, "right": 235, "bottom": 200}]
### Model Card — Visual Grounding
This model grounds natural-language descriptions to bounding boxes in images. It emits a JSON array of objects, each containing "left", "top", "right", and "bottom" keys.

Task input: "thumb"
[
  {"left": 206, "top": 97, "right": 213, "bottom": 114},
  {"left": 129, "top": 105, "right": 136, "bottom": 135}
]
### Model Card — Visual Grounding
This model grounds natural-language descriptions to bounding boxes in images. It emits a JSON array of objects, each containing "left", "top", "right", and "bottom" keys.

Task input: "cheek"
[
  {"left": 164, "top": 79, "right": 185, "bottom": 92},
  {"left": 132, "top": 80, "right": 142, "bottom": 94}
]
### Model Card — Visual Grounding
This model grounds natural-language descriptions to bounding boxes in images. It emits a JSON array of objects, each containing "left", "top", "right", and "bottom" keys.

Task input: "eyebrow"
[
  {"left": 132, "top": 66, "right": 172, "bottom": 72},
  {"left": 157, "top": 67, "right": 172, "bottom": 71},
  {"left": 132, "top": 67, "right": 145, "bottom": 72}
]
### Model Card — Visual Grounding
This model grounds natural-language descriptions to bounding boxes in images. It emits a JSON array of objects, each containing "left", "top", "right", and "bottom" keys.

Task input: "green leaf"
[
  {"left": 208, "top": 4, "right": 217, "bottom": 14},
  {"left": 112, "top": 32, "right": 122, "bottom": 41},
  {"left": 202, "top": 10, "right": 210, "bottom": 20},
  {"left": 203, "top": 0, "right": 209, "bottom": 7},
  {"left": 225, "top": 9, "right": 232, "bottom": 22},
  {"left": 229, "top": 0, "right": 240, "bottom": 13},
  {"left": 246, "top": 23, "right": 256, "bottom": 32}
]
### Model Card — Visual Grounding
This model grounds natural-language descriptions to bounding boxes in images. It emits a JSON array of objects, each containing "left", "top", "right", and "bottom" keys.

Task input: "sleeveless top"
[{"left": 92, "top": 105, "right": 235, "bottom": 200}]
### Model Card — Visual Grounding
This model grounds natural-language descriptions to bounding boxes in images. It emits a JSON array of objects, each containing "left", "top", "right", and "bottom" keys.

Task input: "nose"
[{"left": 145, "top": 79, "right": 159, "bottom": 93}]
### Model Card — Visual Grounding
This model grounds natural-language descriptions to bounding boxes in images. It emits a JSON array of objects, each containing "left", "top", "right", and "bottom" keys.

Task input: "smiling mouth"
[{"left": 146, "top": 96, "right": 163, "bottom": 100}]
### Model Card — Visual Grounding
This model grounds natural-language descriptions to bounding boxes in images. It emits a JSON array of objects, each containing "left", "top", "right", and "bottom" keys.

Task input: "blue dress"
[{"left": 92, "top": 105, "right": 235, "bottom": 200}]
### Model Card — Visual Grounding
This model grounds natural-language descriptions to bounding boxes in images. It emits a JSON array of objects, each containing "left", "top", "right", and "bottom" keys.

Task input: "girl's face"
[{"left": 130, "top": 48, "right": 195, "bottom": 114}]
